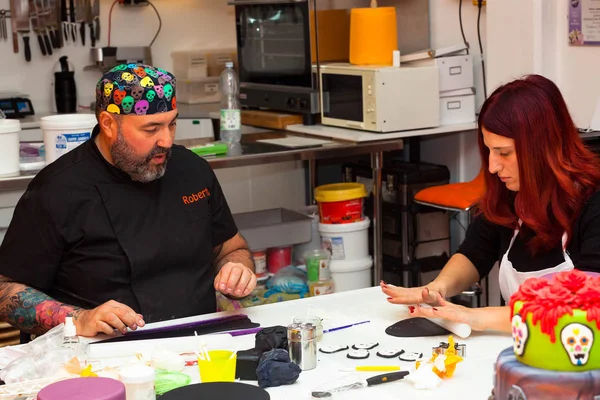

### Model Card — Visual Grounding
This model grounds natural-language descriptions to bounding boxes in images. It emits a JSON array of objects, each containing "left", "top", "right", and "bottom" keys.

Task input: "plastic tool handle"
[
  {"left": 61, "top": 0, "right": 68, "bottom": 40},
  {"left": 37, "top": 33, "right": 46, "bottom": 55},
  {"left": 23, "top": 35, "right": 31, "bottom": 61},
  {"left": 366, "top": 371, "right": 409, "bottom": 386},
  {"left": 80, "top": 21, "right": 85, "bottom": 45},
  {"left": 89, "top": 22, "right": 95, "bottom": 46},
  {"left": 43, "top": 33, "right": 53, "bottom": 55}
]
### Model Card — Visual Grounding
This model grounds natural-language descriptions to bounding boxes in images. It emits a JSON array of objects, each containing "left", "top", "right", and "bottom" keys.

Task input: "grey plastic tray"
[{"left": 233, "top": 208, "right": 313, "bottom": 251}]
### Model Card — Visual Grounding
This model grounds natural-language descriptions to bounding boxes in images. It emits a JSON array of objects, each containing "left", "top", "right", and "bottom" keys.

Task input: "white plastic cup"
[
  {"left": 0, "top": 119, "right": 21, "bottom": 178},
  {"left": 41, "top": 114, "right": 97, "bottom": 163}
]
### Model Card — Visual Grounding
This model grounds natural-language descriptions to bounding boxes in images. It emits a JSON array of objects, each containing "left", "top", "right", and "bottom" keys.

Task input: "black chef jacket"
[{"left": 0, "top": 125, "right": 238, "bottom": 323}]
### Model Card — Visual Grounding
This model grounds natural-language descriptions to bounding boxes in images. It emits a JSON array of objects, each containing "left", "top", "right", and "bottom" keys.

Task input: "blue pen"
[{"left": 323, "top": 320, "right": 370, "bottom": 333}]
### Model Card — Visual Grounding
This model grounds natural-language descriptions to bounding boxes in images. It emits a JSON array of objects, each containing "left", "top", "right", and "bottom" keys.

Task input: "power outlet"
[{"left": 472, "top": 0, "right": 486, "bottom": 5}]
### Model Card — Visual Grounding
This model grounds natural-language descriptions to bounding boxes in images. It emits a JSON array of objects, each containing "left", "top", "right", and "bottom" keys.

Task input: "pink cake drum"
[{"left": 37, "top": 377, "right": 126, "bottom": 400}]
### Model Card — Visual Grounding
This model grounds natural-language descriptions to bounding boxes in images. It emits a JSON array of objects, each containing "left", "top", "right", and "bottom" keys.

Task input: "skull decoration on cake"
[
  {"left": 560, "top": 323, "right": 594, "bottom": 366},
  {"left": 511, "top": 314, "right": 529, "bottom": 356}
]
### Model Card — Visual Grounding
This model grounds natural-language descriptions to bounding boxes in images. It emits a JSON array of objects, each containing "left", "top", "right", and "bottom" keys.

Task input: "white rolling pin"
[{"left": 419, "top": 304, "right": 472, "bottom": 338}]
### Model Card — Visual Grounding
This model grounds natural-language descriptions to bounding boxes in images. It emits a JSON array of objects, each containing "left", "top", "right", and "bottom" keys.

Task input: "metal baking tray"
[{"left": 233, "top": 208, "right": 313, "bottom": 251}]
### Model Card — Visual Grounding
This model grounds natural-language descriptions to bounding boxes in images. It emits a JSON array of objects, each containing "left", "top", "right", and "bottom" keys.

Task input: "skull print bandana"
[{"left": 96, "top": 63, "right": 177, "bottom": 116}]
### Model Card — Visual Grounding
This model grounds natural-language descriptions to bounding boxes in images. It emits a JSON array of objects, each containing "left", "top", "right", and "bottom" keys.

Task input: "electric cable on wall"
[
  {"left": 108, "top": 0, "right": 162, "bottom": 47},
  {"left": 459, "top": 0, "right": 470, "bottom": 55},
  {"left": 477, "top": 0, "right": 487, "bottom": 99}
]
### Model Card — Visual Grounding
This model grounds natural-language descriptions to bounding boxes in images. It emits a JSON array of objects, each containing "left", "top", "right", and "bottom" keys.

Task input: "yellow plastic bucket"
[{"left": 314, "top": 183, "right": 367, "bottom": 224}]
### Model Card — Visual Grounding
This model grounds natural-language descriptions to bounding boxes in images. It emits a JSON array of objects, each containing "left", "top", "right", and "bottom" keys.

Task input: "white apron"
[{"left": 498, "top": 220, "right": 575, "bottom": 302}]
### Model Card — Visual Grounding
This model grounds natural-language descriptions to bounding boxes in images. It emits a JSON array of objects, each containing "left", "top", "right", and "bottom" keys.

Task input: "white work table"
[{"left": 88, "top": 287, "right": 511, "bottom": 399}]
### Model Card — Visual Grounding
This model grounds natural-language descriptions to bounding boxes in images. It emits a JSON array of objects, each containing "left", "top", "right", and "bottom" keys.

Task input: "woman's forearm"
[
  {"left": 472, "top": 306, "right": 512, "bottom": 332},
  {"left": 428, "top": 253, "right": 481, "bottom": 298}
]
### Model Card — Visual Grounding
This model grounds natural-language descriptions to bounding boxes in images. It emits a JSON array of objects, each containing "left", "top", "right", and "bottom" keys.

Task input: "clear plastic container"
[
  {"left": 177, "top": 78, "right": 221, "bottom": 104},
  {"left": 293, "top": 315, "right": 324, "bottom": 342},
  {"left": 207, "top": 49, "right": 237, "bottom": 77},
  {"left": 252, "top": 249, "right": 268, "bottom": 278},
  {"left": 171, "top": 48, "right": 236, "bottom": 79},
  {"left": 171, "top": 50, "right": 208, "bottom": 80},
  {"left": 305, "top": 249, "right": 334, "bottom": 297},
  {"left": 119, "top": 365, "right": 156, "bottom": 400}
]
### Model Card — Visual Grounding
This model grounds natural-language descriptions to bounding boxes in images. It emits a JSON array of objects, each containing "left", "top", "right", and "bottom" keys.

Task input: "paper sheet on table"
[{"left": 86, "top": 334, "right": 234, "bottom": 360}]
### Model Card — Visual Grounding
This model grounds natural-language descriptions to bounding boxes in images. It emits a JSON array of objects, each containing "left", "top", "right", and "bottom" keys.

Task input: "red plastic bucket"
[{"left": 314, "top": 183, "right": 368, "bottom": 224}]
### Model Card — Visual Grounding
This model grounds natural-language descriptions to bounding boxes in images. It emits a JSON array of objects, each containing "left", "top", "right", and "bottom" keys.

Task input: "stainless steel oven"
[
  {"left": 228, "top": 0, "right": 431, "bottom": 125},
  {"left": 228, "top": 0, "right": 320, "bottom": 124}
]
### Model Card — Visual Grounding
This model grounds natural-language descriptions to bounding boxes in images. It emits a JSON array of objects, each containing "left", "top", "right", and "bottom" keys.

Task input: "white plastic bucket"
[
  {"left": 0, "top": 119, "right": 21, "bottom": 178},
  {"left": 41, "top": 114, "right": 96, "bottom": 163},
  {"left": 293, "top": 205, "right": 321, "bottom": 265},
  {"left": 318, "top": 217, "right": 370, "bottom": 261},
  {"left": 330, "top": 256, "right": 373, "bottom": 292}
]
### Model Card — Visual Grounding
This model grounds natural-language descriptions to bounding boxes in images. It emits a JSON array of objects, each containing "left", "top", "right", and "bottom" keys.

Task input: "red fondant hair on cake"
[
  {"left": 477, "top": 74, "right": 600, "bottom": 254},
  {"left": 510, "top": 270, "right": 600, "bottom": 343}
]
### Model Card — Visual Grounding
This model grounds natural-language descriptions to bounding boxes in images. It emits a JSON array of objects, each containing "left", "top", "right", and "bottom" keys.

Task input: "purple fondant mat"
[
  {"left": 92, "top": 314, "right": 260, "bottom": 344},
  {"left": 385, "top": 317, "right": 450, "bottom": 337},
  {"left": 159, "top": 382, "right": 270, "bottom": 400}
]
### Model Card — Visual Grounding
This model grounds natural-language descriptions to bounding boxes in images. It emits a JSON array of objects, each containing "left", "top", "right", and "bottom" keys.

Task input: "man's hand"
[
  {"left": 74, "top": 300, "right": 145, "bottom": 337},
  {"left": 214, "top": 262, "right": 257, "bottom": 298}
]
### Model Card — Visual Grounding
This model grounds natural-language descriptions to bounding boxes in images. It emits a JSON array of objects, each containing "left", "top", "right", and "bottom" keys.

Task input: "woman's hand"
[
  {"left": 380, "top": 281, "right": 445, "bottom": 307},
  {"left": 406, "top": 290, "right": 487, "bottom": 331}
]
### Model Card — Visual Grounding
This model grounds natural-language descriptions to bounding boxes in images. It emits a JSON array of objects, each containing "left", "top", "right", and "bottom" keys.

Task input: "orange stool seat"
[{"left": 414, "top": 171, "right": 485, "bottom": 211}]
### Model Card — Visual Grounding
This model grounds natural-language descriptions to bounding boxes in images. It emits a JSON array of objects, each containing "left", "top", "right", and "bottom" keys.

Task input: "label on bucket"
[
  {"left": 55, "top": 132, "right": 91, "bottom": 156},
  {"left": 322, "top": 236, "right": 345, "bottom": 260},
  {"left": 320, "top": 200, "right": 363, "bottom": 224}
]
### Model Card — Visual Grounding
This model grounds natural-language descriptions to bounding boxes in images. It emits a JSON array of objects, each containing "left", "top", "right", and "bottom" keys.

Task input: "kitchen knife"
[
  {"left": 31, "top": 12, "right": 46, "bottom": 56},
  {"left": 29, "top": 0, "right": 46, "bottom": 56},
  {"left": 76, "top": 0, "right": 85, "bottom": 45},
  {"left": 9, "top": 0, "right": 18, "bottom": 53},
  {"left": 15, "top": 0, "right": 31, "bottom": 61},
  {"left": 47, "top": 0, "right": 61, "bottom": 48},
  {"left": 311, "top": 371, "right": 410, "bottom": 398},
  {"left": 0, "top": 10, "right": 7, "bottom": 41},
  {"left": 85, "top": 0, "right": 94, "bottom": 46},
  {"left": 36, "top": 0, "right": 53, "bottom": 54},
  {"left": 68, "top": 0, "right": 75, "bottom": 42},
  {"left": 91, "top": 0, "right": 98, "bottom": 41},
  {"left": 60, "top": 0, "right": 68, "bottom": 41}
]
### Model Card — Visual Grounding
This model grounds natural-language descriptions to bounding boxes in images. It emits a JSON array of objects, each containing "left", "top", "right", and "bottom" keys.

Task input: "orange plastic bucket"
[{"left": 314, "top": 183, "right": 368, "bottom": 224}]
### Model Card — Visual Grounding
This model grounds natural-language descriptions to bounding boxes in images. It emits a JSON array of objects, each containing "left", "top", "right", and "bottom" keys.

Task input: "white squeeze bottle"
[
  {"left": 219, "top": 62, "right": 242, "bottom": 144},
  {"left": 62, "top": 316, "right": 79, "bottom": 349}
]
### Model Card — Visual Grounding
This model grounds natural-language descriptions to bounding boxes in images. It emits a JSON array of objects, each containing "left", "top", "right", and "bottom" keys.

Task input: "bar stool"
[{"left": 413, "top": 170, "right": 487, "bottom": 306}]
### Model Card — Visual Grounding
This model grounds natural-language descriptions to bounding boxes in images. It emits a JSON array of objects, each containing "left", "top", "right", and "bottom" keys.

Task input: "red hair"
[{"left": 478, "top": 74, "right": 600, "bottom": 254}]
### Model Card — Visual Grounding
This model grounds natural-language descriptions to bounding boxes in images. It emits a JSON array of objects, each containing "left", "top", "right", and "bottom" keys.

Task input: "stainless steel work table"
[
  {"left": 1, "top": 120, "right": 481, "bottom": 285},
  {"left": 0, "top": 130, "right": 402, "bottom": 284}
]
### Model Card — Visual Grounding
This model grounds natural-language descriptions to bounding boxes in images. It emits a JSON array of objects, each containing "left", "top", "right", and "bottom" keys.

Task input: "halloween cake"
[{"left": 492, "top": 270, "right": 600, "bottom": 399}]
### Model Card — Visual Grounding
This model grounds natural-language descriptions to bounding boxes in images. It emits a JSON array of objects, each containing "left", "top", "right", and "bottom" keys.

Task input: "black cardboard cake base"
[
  {"left": 160, "top": 382, "right": 270, "bottom": 400},
  {"left": 385, "top": 317, "right": 451, "bottom": 337}
]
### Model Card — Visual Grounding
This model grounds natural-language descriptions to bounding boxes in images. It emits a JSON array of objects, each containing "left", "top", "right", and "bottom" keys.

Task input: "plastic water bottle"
[{"left": 219, "top": 62, "right": 242, "bottom": 144}]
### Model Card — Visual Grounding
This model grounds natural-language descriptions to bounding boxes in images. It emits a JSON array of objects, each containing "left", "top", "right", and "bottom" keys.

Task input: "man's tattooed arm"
[{"left": 0, "top": 275, "right": 82, "bottom": 335}]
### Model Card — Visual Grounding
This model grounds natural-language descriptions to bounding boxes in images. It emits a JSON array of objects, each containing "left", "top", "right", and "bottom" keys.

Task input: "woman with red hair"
[{"left": 382, "top": 74, "right": 600, "bottom": 332}]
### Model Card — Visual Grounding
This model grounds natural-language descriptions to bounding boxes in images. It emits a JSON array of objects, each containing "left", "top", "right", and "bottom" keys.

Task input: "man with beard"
[{"left": 0, "top": 64, "right": 256, "bottom": 340}]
